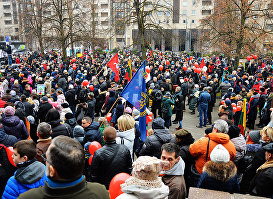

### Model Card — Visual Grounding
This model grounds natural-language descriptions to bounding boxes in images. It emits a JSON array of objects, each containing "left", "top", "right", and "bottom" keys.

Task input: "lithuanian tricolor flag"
[
  {"left": 238, "top": 98, "right": 247, "bottom": 135},
  {"left": 125, "top": 59, "right": 132, "bottom": 81}
]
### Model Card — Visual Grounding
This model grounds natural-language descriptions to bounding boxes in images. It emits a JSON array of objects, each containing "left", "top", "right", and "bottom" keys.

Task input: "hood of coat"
[
  {"left": 15, "top": 160, "right": 45, "bottom": 184},
  {"left": 161, "top": 158, "right": 185, "bottom": 176},
  {"left": 121, "top": 184, "right": 169, "bottom": 199},
  {"left": 152, "top": 118, "right": 165, "bottom": 129},
  {"left": 65, "top": 118, "right": 77, "bottom": 127},
  {"left": 154, "top": 129, "right": 174, "bottom": 143},
  {"left": 117, "top": 128, "right": 135, "bottom": 142},
  {"left": 231, "top": 135, "right": 246, "bottom": 152},
  {"left": 2, "top": 115, "right": 21, "bottom": 127},
  {"left": 0, "top": 127, "right": 7, "bottom": 141},
  {"left": 48, "top": 119, "right": 62, "bottom": 128},
  {"left": 208, "top": 132, "right": 230, "bottom": 144},
  {"left": 203, "top": 160, "right": 237, "bottom": 182},
  {"left": 86, "top": 121, "right": 100, "bottom": 131},
  {"left": 73, "top": 125, "right": 85, "bottom": 137}
]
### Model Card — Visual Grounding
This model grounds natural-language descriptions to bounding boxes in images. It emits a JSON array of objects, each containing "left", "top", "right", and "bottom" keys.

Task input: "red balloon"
[
  {"left": 236, "top": 106, "right": 242, "bottom": 112},
  {"left": 109, "top": 173, "right": 131, "bottom": 199},
  {"left": 183, "top": 66, "right": 187, "bottom": 71},
  {"left": 106, "top": 113, "right": 112, "bottom": 123},
  {"left": 89, "top": 85, "right": 94, "bottom": 91},
  {"left": 225, "top": 67, "right": 228, "bottom": 70},
  {"left": 72, "top": 58, "right": 76, "bottom": 63},
  {"left": 253, "top": 55, "right": 258, "bottom": 59},
  {"left": 186, "top": 57, "right": 189, "bottom": 61},
  {"left": 166, "top": 60, "right": 170, "bottom": 65},
  {"left": 7, "top": 147, "right": 16, "bottom": 167},
  {"left": 88, "top": 155, "right": 93, "bottom": 165},
  {"left": 21, "top": 74, "right": 24, "bottom": 77},
  {"left": 146, "top": 115, "right": 153, "bottom": 123},
  {"left": 195, "top": 68, "right": 201, "bottom": 74},
  {"left": 190, "top": 56, "right": 193, "bottom": 60},
  {"left": 221, "top": 100, "right": 225, "bottom": 105},
  {"left": 72, "top": 65, "right": 77, "bottom": 70},
  {"left": 146, "top": 66, "right": 151, "bottom": 74},
  {"left": 82, "top": 80, "right": 89, "bottom": 87},
  {"left": 233, "top": 107, "right": 237, "bottom": 113},
  {"left": 247, "top": 56, "right": 251, "bottom": 61},
  {"left": 194, "top": 62, "right": 199, "bottom": 68},
  {"left": 159, "top": 65, "right": 163, "bottom": 71},
  {"left": 88, "top": 141, "right": 102, "bottom": 155},
  {"left": 231, "top": 103, "right": 236, "bottom": 107}
]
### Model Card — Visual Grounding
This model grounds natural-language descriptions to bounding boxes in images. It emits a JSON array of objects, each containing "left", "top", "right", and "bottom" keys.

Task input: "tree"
[{"left": 201, "top": 0, "right": 273, "bottom": 67}]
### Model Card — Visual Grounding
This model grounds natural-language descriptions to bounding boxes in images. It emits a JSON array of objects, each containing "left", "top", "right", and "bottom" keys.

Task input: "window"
[
  {"left": 116, "top": 38, "right": 124, "bottom": 42},
  {"left": 183, "top": 19, "right": 186, "bottom": 23},
  {"left": 101, "top": 21, "right": 108, "bottom": 26},
  {"left": 192, "top": 19, "right": 195, "bottom": 23},
  {"left": 101, "top": 12, "right": 108, "bottom": 17},
  {"left": 4, "top": 13, "right": 11, "bottom": 17},
  {"left": 202, "top": 10, "right": 211, "bottom": 15},
  {"left": 4, "top": 20, "right": 12, "bottom": 25},
  {"left": 3, "top": 5, "right": 10, "bottom": 9},
  {"left": 202, "top": 0, "right": 212, "bottom": 6},
  {"left": 165, "top": 11, "right": 170, "bottom": 16},
  {"left": 158, "top": 11, "right": 163, "bottom": 16},
  {"left": 101, "top": 4, "right": 108, "bottom": 9},
  {"left": 15, "top": 28, "right": 19, "bottom": 32},
  {"left": 191, "top": 10, "right": 196, "bottom": 15},
  {"left": 182, "top": 10, "right": 187, "bottom": 15},
  {"left": 183, "top": 1, "right": 187, "bottom": 6}
]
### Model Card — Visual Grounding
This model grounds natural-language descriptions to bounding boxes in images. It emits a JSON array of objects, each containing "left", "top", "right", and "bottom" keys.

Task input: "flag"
[
  {"left": 150, "top": 49, "right": 153, "bottom": 58},
  {"left": 107, "top": 53, "right": 119, "bottom": 82},
  {"left": 199, "top": 58, "right": 205, "bottom": 68},
  {"left": 124, "top": 59, "right": 132, "bottom": 81},
  {"left": 120, "top": 61, "right": 147, "bottom": 141},
  {"left": 238, "top": 98, "right": 247, "bottom": 135}
]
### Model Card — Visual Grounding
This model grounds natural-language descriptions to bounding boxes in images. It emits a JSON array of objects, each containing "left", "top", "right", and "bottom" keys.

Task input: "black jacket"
[
  {"left": 65, "top": 89, "right": 76, "bottom": 106},
  {"left": 139, "top": 118, "right": 175, "bottom": 158},
  {"left": 83, "top": 122, "right": 103, "bottom": 145},
  {"left": 22, "top": 100, "right": 34, "bottom": 116},
  {"left": 86, "top": 99, "right": 96, "bottom": 119},
  {"left": 38, "top": 102, "right": 53, "bottom": 122},
  {"left": 48, "top": 120, "right": 72, "bottom": 138},
  {"left": 90, "top": 141, "right": 132, "bottom": 189}
]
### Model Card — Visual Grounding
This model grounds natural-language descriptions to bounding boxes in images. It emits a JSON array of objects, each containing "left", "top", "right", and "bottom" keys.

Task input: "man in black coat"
[
  {"left": 82, "top": 117, "right": 103, "bottom": 145},
  {"left": 86, "top": 93, "right": 96, "bottom": 121},
  {"left": 90, "top": 126, "right": 132, "bottom": 189},
  {"left": 37, "top": 96, "right": 53, "bottom": 122},
  {"left": 65, "top": 85, "right": 76, "bottom": 115},
  {"left": 249, "top": 143, "right": 273, "bottom": 197},
  {"left": 21, "top": 95, "right": 34, "bottom": 116}
]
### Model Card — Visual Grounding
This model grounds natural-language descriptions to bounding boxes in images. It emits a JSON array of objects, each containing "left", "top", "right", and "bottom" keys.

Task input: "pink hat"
[
  {"left": 125, "top": 107, "right": 132, "bottom": 114},
  {"left": 4, "top": 106, "right": 15, "bottom": 116}
]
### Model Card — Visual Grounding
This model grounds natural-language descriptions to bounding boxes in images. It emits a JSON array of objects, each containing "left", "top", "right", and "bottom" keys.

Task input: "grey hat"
[
  {"left": 41, "top": 96, "right": 48, "bottom": 102},
  {"left": 263, "top": 143, "right": 273, "bottom": 154},
  {"left": 249, "top": 130, "right": 261, "bottom": 144}
]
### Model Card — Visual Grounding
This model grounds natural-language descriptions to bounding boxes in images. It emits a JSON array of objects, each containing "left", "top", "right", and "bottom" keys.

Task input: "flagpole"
[{"left": 99, "top": 97, "right": 120, "bottom": 128}]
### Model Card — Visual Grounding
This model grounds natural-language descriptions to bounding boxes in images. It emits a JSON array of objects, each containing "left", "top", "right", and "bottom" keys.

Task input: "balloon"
[
  {"left": 109, "top": 173, "right": 131, "bottom": 199},
  {"left": 7, "top": 147, "right": 16, "bottom": 167},
  {"left": 88, "top": 155, "right": 93, "bottom": 165},
  {"left": 159, "top": 65, "right": 163, "bottom": 71},
  {"left": 225, "top": 67, "right": 228, "bottom": 70},
  {"left": 106, "top": 113, "right": 112, "bottom": 123},
  {"left": 236, "top": 106, "right": 242, "bottom": 112},
  {"left": 146, "top": 66, "right": 151, "bottom": 74},
  {"left": 194, "top": 62, "right": 199, "bottom": 67},
  {"left": 254, "top": 55, "right": 258, "bottom": 59},
  {"left": 147, "top": 115, "right": 153, "bottom": 123},
  {"left": 221, "top": 100, "right": 225, "bottom": 105},
  {"left": 190, "top": 56, "right": 193, "bottom": 60},
  {"left": 89, "top": 85, "right": 94, "bottom": 91},
  {"left": 186, "top": 57, "right": 189, "bottom": 61},
  {"left": 72, "top": 58, "right": 76, "bottom": 63},
  {"left": 233, "top": 107, "right": 237, "bottom": 113},
  {"left": 166, "top": 60, "right": 170, "bottom": 65},
  {"left": 247, "top": 56, "right": 251, "bottom": 61},
  {"left": 231, "top": 103, "right": 236, "bottom": 107},
  {"left": 82, "top": 80, "right": 89, "bottom": 87},
  {"left": 72, "top": 65, "right": 77, "bottom": 70},
  {"left": 88, "top": 141, "right": 102, "bottom": 155},
  {"left": 195, "top": 68, "right": 201, "bottom": 74},
  {"left": 183, "top": 66, "right": 187, "bottom": 71},
  {"left": 202, "top": 66, "right": 207, "bottom": 72}
]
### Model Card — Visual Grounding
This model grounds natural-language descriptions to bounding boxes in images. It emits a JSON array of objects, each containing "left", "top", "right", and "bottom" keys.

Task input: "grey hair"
[{"left": 213, "top": 119, "right": 229, "bottom": 134}]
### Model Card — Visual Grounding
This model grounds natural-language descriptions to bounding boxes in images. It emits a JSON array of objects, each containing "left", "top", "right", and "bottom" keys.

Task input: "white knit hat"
[{"left": 210, "top": 144, "right": 230, "bottom": 163}]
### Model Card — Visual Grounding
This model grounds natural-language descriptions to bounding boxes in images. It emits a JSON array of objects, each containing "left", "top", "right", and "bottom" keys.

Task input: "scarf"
[
  {"left": 257, "top": 160, "right": 273, "bottom": 172},
  {"left": 160, "top": 158, "right": 185, "bottom": 176}
]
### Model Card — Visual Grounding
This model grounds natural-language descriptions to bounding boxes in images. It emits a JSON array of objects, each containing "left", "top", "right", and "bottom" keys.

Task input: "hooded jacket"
[
  {"left": 60, "top": 107, "right": 72, "bottom": 122},
  {"left": 48, "top": 119, "right": 72, "bottom": 138},
  {"left": 2, "top": 116, "right": 29, "bottom": 140},
  {"left": 189, "top": 133, "right": 236, "bottom": 174},
  {"left": 139, "top": 118, "right": 175, "bottom": 159},
  {"left": 83, "top": 121, "right": 103, "bottom": 145},
  {"left": 116, "top": 128, "right": 135, "bottom": 160},
  {"left": 65, "top": 118, "right": 77, "bottom": 131},
  {"left": 0, "top": 127, "right": 18, "bottom": 147},
  {"left": 218, "top": 81, "right": 231, "bottom": 97},
  {"left": 197, "top": 161, "right": 240, "bottom": 194},
  {"left": 117, "top": 183, "right": 169, "bottom": 199},
  {"left": 231, "top": 135, "right": 246, "bottom": 162},
  {"left": 2, "top": 160, "right": 47, "bottom": 199}
]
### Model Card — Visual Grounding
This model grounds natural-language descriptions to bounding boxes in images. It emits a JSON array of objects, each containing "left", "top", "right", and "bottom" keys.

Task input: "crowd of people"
[{"left": 1, "top": 50, "right": 273, "bottom": 198}]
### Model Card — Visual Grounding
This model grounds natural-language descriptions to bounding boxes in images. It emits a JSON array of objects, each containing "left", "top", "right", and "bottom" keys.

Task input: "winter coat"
[
  {"left": 217, "top": 81, "right": 231, "bottom": 97},
  {"left": 2, "top": 160, "right": 47, "bottom": 199},
  {"left": 189, "top": 89, "right": 199, "bottom": 111},
  {"left": 2, "top": 116, "right": 29, "bottom": 140},
  {"left": 73, "top": 125, "right": 85, "bottom": 145},
  {"left": 0, "top": 127, "right": 17, "bottom": 147},
  {"left": 116, "top": 128, "right": 135, "bottom": 160},
  {"left": 249, "top": 161, "right": 273, "bottom": 198},
  {"left": 86, "top": 98, "right": 96, "bottom": 119},
  {"left": 106, "top": 91, "right": 116, "bottom": 113},
  {"left": 65, "top": 118, "right": 77, "bottom": 132},
  {"left": 35, "top": 138, "right": 52, "bottom": 164},
  {"left": 60, "top": 107, "right": 72, "bottom": 122},
  {"left": 18, "top": 177, "right": 110, "bottom": 199},
  {"left": 189, "top": 133, "right": 236, "bottom": 174},
  {"left": 83, "top": 121, "right": 103, "bottom": 145},
  {"left": 198, "top": 91, "right": 211, "bottom": 107},
  {"left": 48, "top": 119, "right": 72, "bottom": 138},
  {"left": 231, "top": 135, "right": 246, "bottom": 162},
  {"left": 187, "top": 81, "right": 195, "bottom": 95},
  {"left": 90, "top": 140, "right": 132, "bottom": 189},
  {"left": 117, "top": 182, "right": 169, "bottom": 199},
  {"left": 65, "top": 89, "right": 76, "bottom": 106},
  {"left": 37, "top": 102, "right": 53, "bottom": 122},
  {"left": 44, "top": 80, "right": 51, "bottom": 94},
  {"left": 197, "top": 161, "right": 240, "bottom": 194},
  {"left": 174, "top": 91, "right": 183, "bottom": 111},
  {"left": 162, "top": 97, "right": 175, "bottom": 117},
  {"left": 248, "top": 94, "right": 260, "bottom": 121},
  {"left": 22, "top": 100, "right": 34, "bottom": 116},
  {"left": 139, "top": 118, "right": 175, "bottom": 159}
]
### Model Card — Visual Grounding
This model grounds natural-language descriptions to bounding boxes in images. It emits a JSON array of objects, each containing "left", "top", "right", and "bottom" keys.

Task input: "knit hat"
[
  {"left": 125, "top": 107, "right": 132, "bottom": 114},
  {"left": 132, "top": 109, "right": 140, "bottom": 117},
  {"left": 210, "top": 144, "right": 230, "bottom": 163},
  {"left": 65, "top": 112, "right": 74, "bottom": 120},
  {"left": 225, "top": 99, "right": 231, "bottom": 106},
  {"left": 249, "top": 130, "right": 261, "bottom": 144},
  {"left": 4, "top": 106, "right": 15, "bottom": 116},
  {"left": 228, "top": 125, "right": 241, "bottom": 139}
]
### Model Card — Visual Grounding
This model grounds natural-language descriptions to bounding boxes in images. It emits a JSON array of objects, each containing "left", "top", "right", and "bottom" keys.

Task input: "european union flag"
[{"left": 120, "top": 61, "right": 147, "bottom": 141}]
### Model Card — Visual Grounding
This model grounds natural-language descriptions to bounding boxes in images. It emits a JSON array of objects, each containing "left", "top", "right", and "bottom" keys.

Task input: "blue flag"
[{"left": 120, "top": 61, "right": 147, "bottom": 141}]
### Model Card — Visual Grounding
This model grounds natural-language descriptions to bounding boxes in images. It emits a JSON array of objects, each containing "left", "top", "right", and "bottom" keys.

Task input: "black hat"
[
  {"left": 61, "top": 103, "right": 69, "bottom": 108},
  {"left": 263, "top": 143, "right": 273, "bottom": 153},
  {"left": 65, "top": 112, "right": 74, "bottom": 119}
]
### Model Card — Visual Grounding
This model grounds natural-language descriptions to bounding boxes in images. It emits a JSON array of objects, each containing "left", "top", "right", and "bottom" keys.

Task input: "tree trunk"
[{"left": 135, "top": 0, "right": 146, "bottom": 61}]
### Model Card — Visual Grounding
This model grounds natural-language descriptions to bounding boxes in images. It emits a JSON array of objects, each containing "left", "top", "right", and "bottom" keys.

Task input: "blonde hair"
[
  {"left": 14, "top": 79, "right": 19, "bottom": 84},
  {"left": 260, "top": 126, "right": 273, "bottom": 142},
  {"left": 117, "top": 114, "right": 135, "bottom": 132}
]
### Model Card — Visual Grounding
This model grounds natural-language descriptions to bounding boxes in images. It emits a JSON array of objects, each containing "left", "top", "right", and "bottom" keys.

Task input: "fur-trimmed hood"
[{"left": 203, "top": 161, "right": 237, "bottom": 182}]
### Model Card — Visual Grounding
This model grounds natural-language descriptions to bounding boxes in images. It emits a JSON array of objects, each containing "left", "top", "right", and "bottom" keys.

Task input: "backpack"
[
  {"left": 161, "top": 101, "right": 169, "bottom": 114},
  {"left": 78, "top": 89, "right": 87, "bottom": 102},
  {"left": 0, "top": 144, "right": 16, "bottom": 194},
  {"left": 154, "top": 90, "right": 162, "bottom": 101}
]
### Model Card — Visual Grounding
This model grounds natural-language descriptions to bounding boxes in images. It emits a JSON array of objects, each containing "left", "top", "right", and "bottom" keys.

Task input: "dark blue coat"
[
  {"left": 83, "top": 121, "right": 103, "bottom": 145},
  {"left": 0, "top": 127, "right": 18, "bottom": 147},
  {"left": 2, "top": 116, "right": 29, "bottom": 140},
  {"left": 199, "top": 91, "right": 211, "bottom": 107}
]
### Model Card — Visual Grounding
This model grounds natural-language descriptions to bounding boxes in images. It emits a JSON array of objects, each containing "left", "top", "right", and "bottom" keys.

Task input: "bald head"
[{"left": 103, "top": 126, "right": 117, "bottom": 141}]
